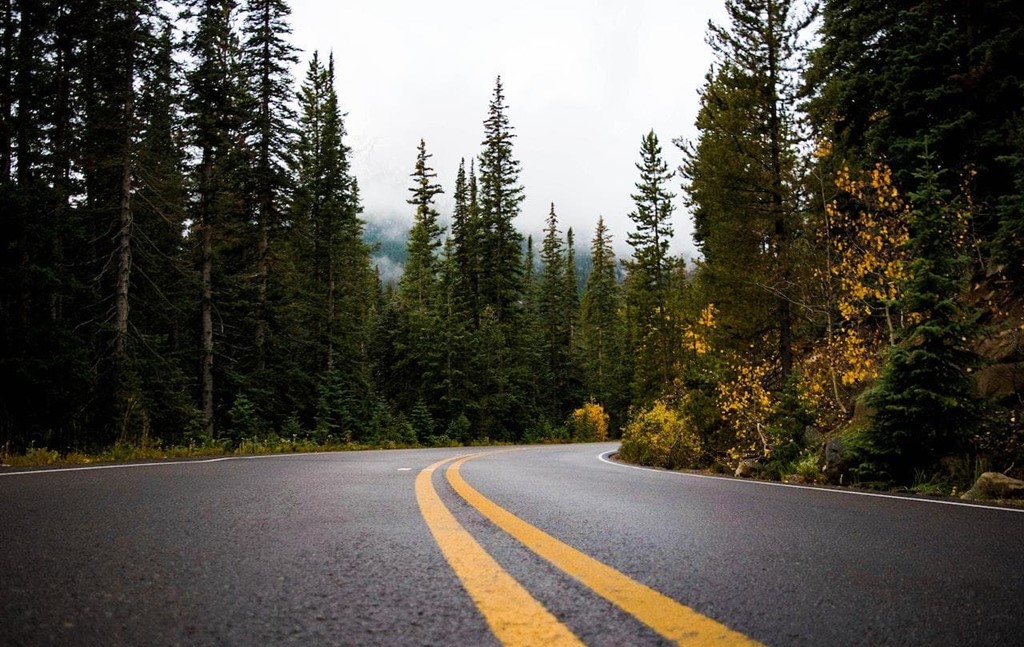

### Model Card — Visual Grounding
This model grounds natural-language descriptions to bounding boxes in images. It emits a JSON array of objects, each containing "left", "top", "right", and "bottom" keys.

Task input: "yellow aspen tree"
[
  {"left": 827, "top": 163, "right": 911, "bottom": 344},
  {"left": 810, "top": 163, "right": 911, "bottom": 410},
  {"left": 682, "top": 304, "right": 717, "bottom": 358},
  {"left": 718, "top": 360, "right": 775, "bottom": 461}
]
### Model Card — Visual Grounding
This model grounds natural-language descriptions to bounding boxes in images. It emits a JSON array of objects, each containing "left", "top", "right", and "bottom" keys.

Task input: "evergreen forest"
[{"left": 3, "top": 0, "right": 1023, "bottom": 491}]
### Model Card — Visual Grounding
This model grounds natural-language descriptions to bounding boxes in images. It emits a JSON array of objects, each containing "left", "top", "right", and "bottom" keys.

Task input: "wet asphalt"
[{"left": 2, "top": 443, "right": 1022, "bottom": 645}]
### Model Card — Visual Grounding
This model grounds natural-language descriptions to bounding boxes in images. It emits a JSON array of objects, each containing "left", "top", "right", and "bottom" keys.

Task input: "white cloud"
[{"left": 372, "top": 254, "right": 405, "bottom": 286}]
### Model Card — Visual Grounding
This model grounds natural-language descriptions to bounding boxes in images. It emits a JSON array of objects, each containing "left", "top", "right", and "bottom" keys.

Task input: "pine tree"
[
  {"left": 130, "top": 24, "right": 196, "bottom": 444},
  {"left": 79, "top": 0, "right": 187, "bottom": 445},
  {"left": 626, "top": 130, "right": 677, "bottom": 403},
  {"left": 517, "top": 232, "right": 542, "bottom": 426},
  {"left": 537, "top": 204, "right": 573, "bottom": 421},
  {"left": 682, "top": 0, "right": 813, "bottom": 380},
  {"left": 434, "top": 158, "right": 482, "bottom": 432},
  {"left": 456, "top": 76, "right": 533, "bottom": 439},
  {"left": 239, "top": 0, "right": 297, "bottom": 374},
  {"left": 400, "top": 138, "right": 444, "bottom": 306},
  {"left": 862, "top": 161, "right": 980, "bottom": 484},
  {"left": 433, "top": 236, "right": 474, "bottom": 434},
  {"left": 564, "top": 227, "right": 580, "bottom": 347},
  {"left": 682, "top": 69, "right": 777, "bottom": 358},
  {"left": 379, "top": 138, "right": 447, "bottom": 425},
  {"left": 579, "top": 216, "right": 631, "bottom": 426},
  {"left": 291, "top": 51, "right": 375, "bottom": 438},
  {"left": 183, "top": 0, "right": 249, "bottom": 436},
  {"left": 449, "top": 158, "right": 480, "bottom": 322},
  {"left": 476, "top": 76, "right": 524, "bottom": 322}
]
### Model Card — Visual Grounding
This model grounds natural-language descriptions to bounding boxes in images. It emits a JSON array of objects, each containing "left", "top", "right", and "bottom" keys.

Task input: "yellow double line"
[{"left": 415, "top": 451, "right": 760, "bottom": 646}]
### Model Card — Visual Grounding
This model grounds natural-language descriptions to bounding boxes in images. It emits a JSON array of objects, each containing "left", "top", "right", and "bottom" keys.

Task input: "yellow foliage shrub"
[
  {"left": 619, "top": 400, "right": 701, "bottom": 469},
  {"left": 567, "top": 402, "right": 609, "bottom": 442}
]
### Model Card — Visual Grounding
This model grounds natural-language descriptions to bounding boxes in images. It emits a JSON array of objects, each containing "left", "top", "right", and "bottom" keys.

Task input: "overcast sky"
[{"left": 287, "top": 0, "right": 728, "bottom": 261}]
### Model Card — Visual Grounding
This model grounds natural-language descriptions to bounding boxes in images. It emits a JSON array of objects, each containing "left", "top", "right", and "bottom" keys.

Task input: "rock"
[
  {"left": 985, "top": 264, "right": 1006, "bottom": 279},
  {"left": 824, "top": 437, "right": 844, "bottom": 467},
  {"left": 973, "top": 362, "right": 1024, "bottom": 400},
  {"left": 961, "top": 472, "right": 1024, "bottom": 501},
  {"left": 976, "top": 329, "right": 1024, "bottom": 364},
  {"left": 804, "top": 425, "right": 824, "bottom": 448},
  {"left": 822, "top": 437, "right": 851, "bottom": 485},
  {"left": 735, "top": 458, "right": 761, "bottom": 478},
  {"left": 851, "top": 394, "right": 876, "bottom": 426}
]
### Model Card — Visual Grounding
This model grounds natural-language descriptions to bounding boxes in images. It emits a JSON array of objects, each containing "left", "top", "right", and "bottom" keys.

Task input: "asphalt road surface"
[{"left": 2, "top": 443, "right": 1023, "bottom": 645}]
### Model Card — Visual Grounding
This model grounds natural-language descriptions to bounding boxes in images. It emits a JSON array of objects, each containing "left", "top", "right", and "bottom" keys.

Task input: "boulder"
[
  {"left": 961, "top": 472, "right": 1024, "bottom": 501},
  {"left": 804, "top": 425, "right": 824, "bottom": 448},
  {"left": 824, "top": 437, "right": 844, "bottom": 468},
  {"left": 975, "top": 329, "right": 1024, "bottom": 364},
  {"left": 851, "top": 394, "right": 876, "bottom": 426},
  {"left": 735, "top": 458, "right": 761, "bottom": 478},
  {"left": 973, "top": 362, "right": 1024, "bottom": 400},
  {"left": 822, "top": 437, "right": 851, "bottom": 485}
]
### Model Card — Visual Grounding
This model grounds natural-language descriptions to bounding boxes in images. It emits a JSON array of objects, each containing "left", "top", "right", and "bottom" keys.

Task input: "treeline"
[
  {"left": 0, "top": 0, "right": 636, "bottom": 452},
  {"left": 2, "top": 0, "right": 371, "bottom": 452},
  {"left": 620, "top": 0, "right": 1024, "bottom": 488},
  {"left": 3, "top": 1, "right": 1024, "bottom": 489}
]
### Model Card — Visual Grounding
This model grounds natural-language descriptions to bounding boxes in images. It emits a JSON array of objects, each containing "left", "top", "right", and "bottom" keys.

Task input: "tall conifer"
[
  {"left": 862, "top": 162, "right": 980, "bottom": 483},
  {"left": 400, "top": 139, "right": 444, "bottom": 306},
  {"left": 291, "top": 51, "right": 375, "bottom": 438},
  {"left": 80, "top": 0, "right": 181, "bottom": 444},
  {"left": 476, "top": 76, "right": 524, "bottom": 322},
  {"left": 579, "top": 217, "right": 630, "bottom": 424},
  {"left": 681, "top": 0, "right": 813, "bottom": 380},
  {"left": 183, "top": 0, "right": 248, "bottom": 436},
  {"left": 626, "top": 130, "right": 677, "bottom": 403},
  {"left": 537, "top": 204, "right": 573, "bottom": 420},
  {"left": 239, "top": 0, "right": 297, "bottom": 374}
]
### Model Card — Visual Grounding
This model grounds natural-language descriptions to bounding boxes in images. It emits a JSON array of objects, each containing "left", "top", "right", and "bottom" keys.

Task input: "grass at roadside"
[
  {"left": 0, "top": 434, "right": 524, "bottom": 468},
  {"left": 2, "top": 439, "right": 391, "bottom": 468}
]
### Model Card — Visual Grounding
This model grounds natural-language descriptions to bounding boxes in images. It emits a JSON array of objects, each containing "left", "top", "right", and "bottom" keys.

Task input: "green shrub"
[
  {"left": 788, "top": 452, "right": 824, "bottom": 484},
  {"left": 445, "top": 414, "right": 472, "bottom": 444},
  {"left": 523, "top": 422, "right": 570, "bottom": 444}
]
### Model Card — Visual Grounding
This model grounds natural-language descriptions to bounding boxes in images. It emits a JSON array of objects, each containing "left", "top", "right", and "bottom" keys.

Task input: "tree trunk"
[
  {"left": 200, "top": 153, "right": 215, "bottom": 436},
  {"left": 256, "top": 208, "right": 268, "bottom": 371},
  {"left": 326, "top": 253, "right": 335, "bottom": 372},
  {"left": 766, "top": 0, "right": 793, "bottom": 380},
  {"left": 114, "top": 2, "right": 136, "bottom": 360},
  {"left": 254, "top": 8, "right": 272, "bottom": 372},
  {"left": 0, "top": 0, "right": 12, "bottom": 179}
]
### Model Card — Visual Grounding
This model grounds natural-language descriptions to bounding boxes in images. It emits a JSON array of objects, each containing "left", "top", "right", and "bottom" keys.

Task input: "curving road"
[{"left": 2, "top": 443, "right": 1023, "bottom": 645}]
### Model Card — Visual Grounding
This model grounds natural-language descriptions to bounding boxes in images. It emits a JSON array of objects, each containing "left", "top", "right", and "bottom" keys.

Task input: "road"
[{"left": 2, "top": 443, "right": 1023, "bottom": 645}]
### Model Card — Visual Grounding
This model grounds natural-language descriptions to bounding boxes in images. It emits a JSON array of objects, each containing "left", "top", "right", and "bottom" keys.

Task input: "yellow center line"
[
  {"left": 446, "top": 452, "right": 762, "bottom": 646},
  {"left": 415, "top": 455, "right": 585, "bottom": 646}
]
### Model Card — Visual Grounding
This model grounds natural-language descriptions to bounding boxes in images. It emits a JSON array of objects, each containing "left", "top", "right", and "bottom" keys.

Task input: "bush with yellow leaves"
[
  {"left": 619, "top": 400, "right": 702, "bottom": 469},
  {"left": 567, "top": 402, "right": 610, "bottom": 442}
]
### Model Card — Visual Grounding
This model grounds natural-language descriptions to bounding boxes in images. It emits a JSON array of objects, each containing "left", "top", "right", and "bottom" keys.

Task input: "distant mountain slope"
[{"left": 363, "top": 213, "right": 411, "bottom": 285}]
